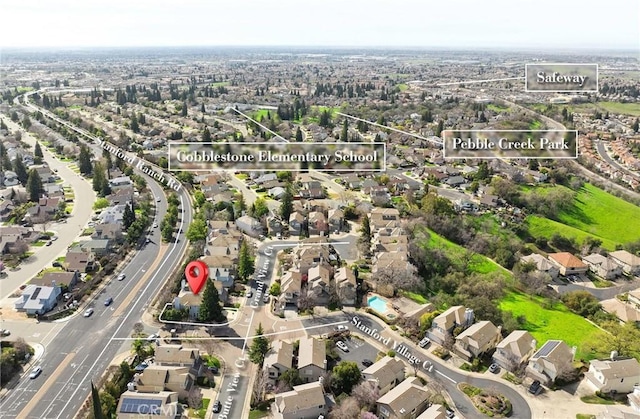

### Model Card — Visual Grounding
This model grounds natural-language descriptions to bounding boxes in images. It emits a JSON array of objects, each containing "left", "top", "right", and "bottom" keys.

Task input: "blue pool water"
[{"left": 368, "top": 296, "right": 388, "bottom": 313}]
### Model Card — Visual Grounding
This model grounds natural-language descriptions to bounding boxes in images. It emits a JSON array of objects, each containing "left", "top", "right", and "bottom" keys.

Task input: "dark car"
[
  {"left": 208, "top": 365, "right": 219, "bottom": 374},
  {"left": 104, "top": 297, "right": 113, "bottom": 306},
  {"left": 528, "top": 380, "right": 542, "bottom": 395},
  {"left": 362, "top": 359, "right": 373, "bottom": 367},
  {"left": 212, "top": 400, "right": 222, "bottom": 413},
  {"left": 489, "top": 363, "right": 499, "bottom": 373}
]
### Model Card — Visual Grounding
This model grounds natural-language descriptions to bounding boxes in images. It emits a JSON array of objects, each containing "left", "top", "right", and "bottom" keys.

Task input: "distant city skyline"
[{"left": 1, "top": 0, "right": 638, "bottom": 50}]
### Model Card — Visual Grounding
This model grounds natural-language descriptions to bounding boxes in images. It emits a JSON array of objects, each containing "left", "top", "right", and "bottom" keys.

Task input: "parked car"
[
  {"left": 336, "top": 341, "right": 349, "bottom": 352},
  {"left": 29, "top": 366, "right": 43, "bottom": 379},
  {"left": 208, "top": 365, "right": 219, "bottom": 374},
  {"left": 446, "top": 408, "right": 456, "bottom": 418},
  {"left": 334, "top": 325, "right": 349, "bottom": 332},
  {"left": 104, "top": 297, "right": 113, "bottom": 306},
  {"left": 263, "top": 295, "right": 270, "bottom": 304},
  {"left": 52, "top": 261, "right": 63, "bottom": 268},
  {"left": 212, "top": 400, "right": 222, "bottom": 413},
  {"left": 246, "top": 290, "right": 253, "bottom": 298},
  {"left": 0, "top": 329, "right": 10, "bottom": 337},
  {"left": 117, "top": 274, "right": 126, "bottom": 281},
  {"left": 419, "top": 337, "right": 431, "bottom": 348},
  {"left": 528, "top": 380, "right": 542, "bottom": 395},
  {"left": 362, "top": 359, "right": 373, "bottom": 367},
  {"left": 489, "top": 363, "right": 499, "bottom": 373},
  {"left": 147, "top": 333, "right": 160, "bottom": 342},
  {"left": 84, "top": 308, "right": 94, "bottom": 317}
]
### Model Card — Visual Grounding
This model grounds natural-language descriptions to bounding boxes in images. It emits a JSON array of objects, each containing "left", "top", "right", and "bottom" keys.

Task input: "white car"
[
  {"left": 336, "top": 341, "right": 349, "bottom": 352},
  {"left": 29, "top": 366, "right": 42, "bottom": 379},
  {"left": 84, "top": 308, "right": 94, "bottom": 317},
  {"left": 334, "top": 325, "right": 349, "bottom": 332},
  {"left": 147, "top": 333, "right": 160, "bottom": 342},
  {"left": 419, "top": 337, "right": 431, "bottom": 348},
  {"left": 153, "top": 222, "right": 158, "bottom": 228},
  {"left": 117, "top": 274, "right": 126, "bottom": 281}
]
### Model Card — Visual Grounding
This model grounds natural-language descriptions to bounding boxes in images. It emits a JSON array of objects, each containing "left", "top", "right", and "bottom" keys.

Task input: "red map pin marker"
[{"left": 185, "top": 260, "right": 209, "bottom": 295}]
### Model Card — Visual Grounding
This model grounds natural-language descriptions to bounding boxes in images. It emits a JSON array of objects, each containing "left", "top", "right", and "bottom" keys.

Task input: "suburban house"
[
  {"left": 493, "top": 330, "right": 537, "bottom": 372},
  {"left": 264, "top": 340, "right": 294, "bottom": 383},
  {"left": 362, "top": 356, "right": 406, "bottom": 396},
  {"left": 308, "top": 211, "right": 329, "bottom": 236},
  {"left": 133, "top": 365, "right": 195, "bottom": 393},
  {"left": 327, "top": 208, "right": 344, "bottom": 233},
  {"left": 201, "top": 255, "right": 235, "bottom": 288},
  {"left": 30, "top": 271, "right": 79, "bottom": 289},
  {"left": 63, "top": 249, "right": 96, "bottom": 272},
  {"left": 294, "top": 244, "right": 332, "bottom": 276},
  {"left": 454, "top": 320, "right": 502, "bottom": 361},
  {"left": 14, "top": 284, "right": 61, "bottom": 315},
  {"left": 272, "top": 381, "right": 327, "bottom": 419},
  {"left": 278, "top": 270, "right": 302, "bottom": 310},
  {"left": 427, "top": 306, "right": 474, "bottom": 345},
  {"left": 117, "top": 390, "right": 180, "bottom": 419},
  {"left": 609, "top": 250, "right": 640, "bottom": 275},
  {"left": 297, "top": 336, "right": 327, "bottom": 383},
  {"left": 289, "top": 211, "right": 305, "bottom": 236},
  {"left": 520, "top": 253, "right": 559, "bottom": 279},
  {"left": 629, "top": 288, "right": 640, "bottom": 307},
  {"left": 172, "top": 292, "right": 202, "bottom": 320},
  {"left": 92, "top": 224, "right": 124, "bottom": 243},
  {"left": 334, "top": 267, "right": 357, "bottom": 306},
  {"left": 235, "top": 215, "right": 263, "bottom": 237},
  {"left": 376, "top": 377, "right": 431, "bottom": 419},
  {"left": 586, "top": 357, "right": 640, "bottom": 394},
  {"left": 369, "top": 208, "right": 401, "bottom": 235},
  {"left": 548, "top": 252, "right": 588, "bottom": 276},
  {"left": 583, "top": 253, "right": 622, "bottom": 279},
  {"left": 154, "top": 344, "right": 204, "bottom": 377},
  {"left": 628, "top": 385, "right": 640, "bottom": 413},
  {"left": 526, "top": 340, "right": 575, "bottom": 385},
  {"left": 416, "top": 405, "right": 447, "bottom": 419},
  {"left": 306, "top": 263, "right": 333, "bottom": 303}
]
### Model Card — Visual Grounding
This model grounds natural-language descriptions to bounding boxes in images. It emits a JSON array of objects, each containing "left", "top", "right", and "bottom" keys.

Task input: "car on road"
[
  {"left": 446, "top": 408, "right": 456, "bottom": 418},
  {"left": 46, "top": 241, "right": 52, "bottom": 246},
  {"left": 153, "top": 222, "right": 158, "bottom": 228},
  {"left": 104, "top": 297, "right": 113, "bottom": 306},
  {"left": 84, "top": 308, "right": 94, "bottom": 317},
  {"left": 156, "top": 197, "right": 161, "bottom": 202},
  {"left": 51, "top": 236, "right": 58, "bottom": 241},
  {"left": 117, "top": 273, "right": 126, "bottom": 281},
  {"left": 212, "top": 400, "right": 222, "bottom": 413},
  {"left": 361, "top": 359, "right": 373, "bottom": 367},
  {"left": 528, "top": 380, "right": 542, "bottom": 395},
  {"left": 263, "top": 295, "right": 270, "bottom": 304},
  {"left": 276, "top": 233, "right": 282, "bottom": 239},
  {"left": 29, "top": 366, "right": 42, "bottom": 379},
  {"left": 0, "top": 329, "right": 10, "bottom": 337},
  {"left": 52, "top": 261, "right": 63, "bottom": 268},
  {"left": 147, "top": 333, "right": 160, "bottom": 342},
  {"left": 334, "top": 325, "right": 349, "bottom": 332},
  {"left": 418, "top": 337, "right": 431, "bottom": 348},
  {"left": 246, "top": 290, "right": 253, "bottom": 298},
  {"left": 489, "top": 363, "right": 499, "bottom": 373},
  {"left": 336, "top": 341, "right": 349, "bottom": 352},
  {"left": 146, "top": 237, "right": 151, "bottom": 244}
]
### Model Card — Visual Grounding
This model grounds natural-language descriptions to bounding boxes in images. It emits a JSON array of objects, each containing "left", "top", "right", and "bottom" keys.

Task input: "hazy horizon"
[{"left": 1, "top": 0, "right": 638, "bottom": 51}]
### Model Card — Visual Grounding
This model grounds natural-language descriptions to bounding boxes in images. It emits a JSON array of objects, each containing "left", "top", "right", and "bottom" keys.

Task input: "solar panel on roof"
[
  {"left": 120, "top": 398, "right": 163, "bottom": 414},
  {"left": 535, "top": 340, "right": 559, "bottom": 358}
]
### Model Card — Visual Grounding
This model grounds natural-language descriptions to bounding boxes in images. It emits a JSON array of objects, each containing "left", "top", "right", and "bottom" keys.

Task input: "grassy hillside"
[
  {"left": 499, "top": 292, "right": 602, "bottom": 360},
  {"left": 525, "top": 183, "right": 640, "bottom": 249}
]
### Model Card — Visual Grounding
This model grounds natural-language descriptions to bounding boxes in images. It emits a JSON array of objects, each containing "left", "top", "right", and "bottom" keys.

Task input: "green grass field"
[
  {"left": 421, "top": 227, "right": 509, "bottom": 276},
  {"left": 396, "top": 83, "right": 409, "bottom": 91},
  {"left": 525, "top": 183, "right": 640, "bottom": 249},
  {"left": 499, "top": 292, "right": 601, "bottom": 360},
  {"left": 529, "top": 120, "right": 543, "bottom": 130},
  {"left": 487, "top": 104, "right": 510, "bottom": 113}
]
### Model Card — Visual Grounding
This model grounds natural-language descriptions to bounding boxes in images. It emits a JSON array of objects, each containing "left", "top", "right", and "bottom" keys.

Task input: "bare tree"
[
  {"left": 133, "top": 323, "right": 144, "bottom": 335},
  {"left": 555, "top": 360, "right": 579, "bottom": 384},
  {"left": 330, "top": 396, "right": 361, "bottom": 419},
  {"left": 251, "top": 369, "right": 269, "bottom": 407},
  {"left": 187, "top": 387, "right": 203, "bottom": 408},
  {"left": 351, "top": 381, "right": 379, "bottom": 411},
  {"left": 441, "top": 333, "right": 455, "bottom": 352},
  {"left": 371, "top": 264, "right": 422, "bottom": 297}
]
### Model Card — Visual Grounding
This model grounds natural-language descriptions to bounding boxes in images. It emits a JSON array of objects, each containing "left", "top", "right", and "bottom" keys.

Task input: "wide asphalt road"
[
  {"left": 303, "top": 313, "right": 533, "bottom": 419},
  {"left": 0, "top": 177, "right": 193, "bottom": 419}
]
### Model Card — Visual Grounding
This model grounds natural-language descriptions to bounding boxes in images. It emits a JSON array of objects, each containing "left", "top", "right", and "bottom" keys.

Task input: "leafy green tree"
[
  {"left": 92, "top": 161, "right": 107, "bottom": 195},
  {"left": 34, "top": 142, "right": 43, "bottom": 164},
  {"left": 193, "top": 190, "right": 206, "bottom": 208},
  {"left": 14, "top": 156, "right": 28, "bottom": 184},
  {"left": 130, "top": 113, "right": 139, "bottom": 133},
  {"left": 295, "top": 127, "right": 303, "bottom": 142},
  {"left": 78, "top": 146, "right": 92, "bottom": 175},
  {"left": 591, "top": 321, "right": 640, "bottom": 359},
  {"left": 161, "top": 221, "right": 174, "bottom": 242},
  {"left": 340, "top": 119, "right": 349, "bottom": 141},
  {"left": 248, "top": 323, "right": 270, "bottom": 366},
  {"left": 122, "top": 202, "right": 136, "bottom": 230},
  {"left": 198, "top": 279, "right": 225, "bottom": 322},
  {"left": 280, "top": 368, "right": 302, "bottom": 388},
  {"left": 202, "top": 127, "right": 211, "bottom": 142},
  {"left": 186, "top": 218, "right": 208, "bottom": 242},
  {"left": 269, "top": 282, "right": 281, "bottom": 296},
  {"left": 279, "top": 188, "right": 294, "bottom": 222},
  {"left": 250, "top": 197, "right": 269, "bottom": 219},
  {"left": 331, "top": 361, "right": 362, "bottom": 395},
  {"left": 26, "top": 169, "right": 43, "bottom": 202},
  {"left": 359, "top": 215, "right": 371, "bottom": 247},
  {"left": 237, "top": 241, "right": 255, "bottom": 282},
  {"left": 91, "top": 381, "right": 104, "bottom": 419}
]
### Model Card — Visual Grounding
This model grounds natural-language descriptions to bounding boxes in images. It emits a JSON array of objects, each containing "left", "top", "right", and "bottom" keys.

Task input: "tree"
[
  {"left": 331, "top": 361, "right": 362, "bottom": 395},
  {"left": 181, "top": 102, "right": 188, "bottom": 117},
  {"left": 279, "top": 188, "right": 294, "bottom": 222},
  {"left": 295, "top": 127, "right": 303, "bottom": 142},
  {"left": 93, "top": 161, "right": 108, "bottom": 195},
  {"left": 237, "top": 241, "right": 255, "bottom": 282},
  {"left": 78, "top": 146, "right": 92, "bottom": 175},
  {"left": 591, "top": 321, "right": 640, "bottom": 359},
  {"left": 329, "top": 397, "right": 361, "bottom": 419},
  {"left": 91, "top": 381, "right": 104, "bottom": 419},
  {"left": 130, "top": 113, "right": 139, "bottom": 133},
  {"left": 186, "top": 218, "right": 208, "bottom": 242},
  {"left": 248, "top": 323, "right": 270, "bottom": 366},
  {"left": 340, "top": 119, "right": 349, "bottom": 141},
  {"left": 26, "top": 168, "right": 43, "bottom": 202},
  {"left": 14, "top": 156, "right": 28, "bottom": 184},
  {"left": 123, "top": 202, "right": 136, "bottom": 230},
  {"left": 372, "top": 264, "right": 423, "bottom": 297},
  {"left": 250, "top": 197, "right": 269, "bottom": 219},
  {"left": 34, "top": 142, "right": 43, "bottom": 164},
  {"left": 358, "top": 215, "right": 372, "bottom": 256},
  {"left": 202, "top": 127, "right": 211, "bottom": 142},
  {"left": 198, "top": 279, "right": 226, "bottom": 322},
  {"left": 279, "top": 368, "right": 302, "bottom": 389},
  {"left": 161, "top": 221, "right": 174, "bottom": 242},
  {"left": 562, "top": 290, "right": 601, "bottom": 317},
  {"left": 351, "top": 380, "right": 379, "bottom": 411},
  {"left": 632, "top": 118, "right": 639, "bottom": 133},
  {"left": 269, "top": 282, "right": 281, "bottom": 296}
]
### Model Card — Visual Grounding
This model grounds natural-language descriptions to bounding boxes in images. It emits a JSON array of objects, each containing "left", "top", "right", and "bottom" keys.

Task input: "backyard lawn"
[{"left": 499, "top": 292, "right": 601, "bottom": 360}]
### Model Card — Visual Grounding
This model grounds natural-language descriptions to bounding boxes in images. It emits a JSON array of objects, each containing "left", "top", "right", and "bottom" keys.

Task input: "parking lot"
[{"left": 330, "top": 334, "right": 383, "bottom": 370}]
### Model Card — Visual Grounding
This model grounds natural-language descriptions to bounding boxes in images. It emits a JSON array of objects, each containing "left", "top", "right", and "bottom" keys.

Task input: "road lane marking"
[
  {"left": 112, "top": 244, "right": 169, "bottom": 318},
  {"left": 14, "top": 352, "right": 75, "bottom": 419},
  {"left": 436, "top": 370, "right": 457, "bottom": 384}
]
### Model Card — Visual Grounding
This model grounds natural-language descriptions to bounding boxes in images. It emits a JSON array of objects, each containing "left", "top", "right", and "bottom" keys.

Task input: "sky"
[{"left": 0, "top": 0, "right": 638, "bottom": 50}]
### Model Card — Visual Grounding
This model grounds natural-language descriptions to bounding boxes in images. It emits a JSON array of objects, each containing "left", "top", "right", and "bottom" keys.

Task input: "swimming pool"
[{"left": 368, "top": 296, "right": 389, "bottom": 313}]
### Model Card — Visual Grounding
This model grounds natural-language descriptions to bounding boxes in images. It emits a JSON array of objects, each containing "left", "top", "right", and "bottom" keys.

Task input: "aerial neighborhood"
[{"left": 0, "top": 16, "right": 640, "bottom": 419}]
